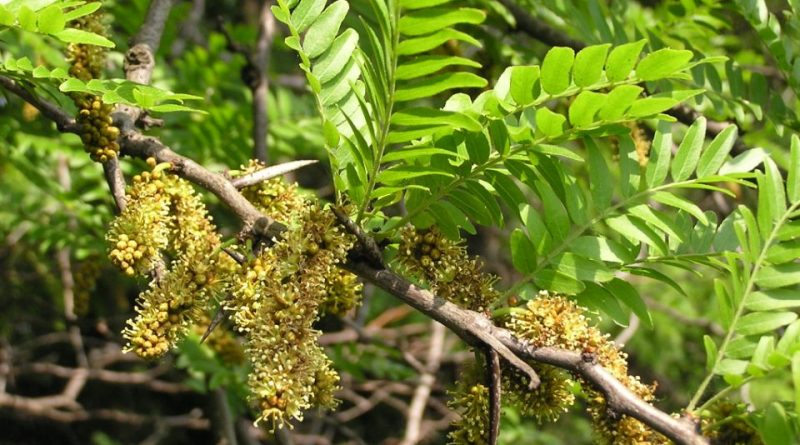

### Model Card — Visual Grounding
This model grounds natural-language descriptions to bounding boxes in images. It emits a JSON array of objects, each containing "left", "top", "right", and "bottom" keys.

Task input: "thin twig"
[
  {"left": 230, "top": 160, "right": 319, "bottom": 189},
  {"left": 401, "top": 322, "right": 446, "bottom": 445},
  {"left": 486, "top": 348, "right": 501, "bottom": 445},
  {"left": 0, "top": 75, "right": 79, "bottom": 133}
]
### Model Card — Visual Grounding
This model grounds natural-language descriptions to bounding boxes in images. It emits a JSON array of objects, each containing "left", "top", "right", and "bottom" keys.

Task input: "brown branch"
[
  {"left": 19, "top": 362, "right": 190, "bottom": 394},
  {"left": 400, "top": 322, "right": 446, "bottom": 445},
  {"left": 0, "top": 75, "right": 79, "bottom": 133},
  {"left": 485, "top": 348, "right": 501, "bottom": 445}
]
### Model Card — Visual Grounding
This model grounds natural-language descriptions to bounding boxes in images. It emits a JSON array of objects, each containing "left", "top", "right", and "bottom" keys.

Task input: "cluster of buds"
[
  {"left": 507, "top": 291, "right": 666, "bottom": 444},
  {"left": 319, "top": 269, "right": 363, "bottom": 316},
  {"left": 65, "top": 9, "right": 119, "bottom": 163},
  {"left": 106, "top": 160, "right": 172, "bottom": 276},
  {"left": 447, "top": 363, "right": 490, "bottom": 445},
  {"left": 227, "top": 199, "right": 357, "bottom": 429},
  {"left": 397, "top": 226, "right": 499, "bottom": 312},
  {"left": 66, "top": 11, "right": 108, "bottom": 81},
  {"left": 73, "top": 258, "right": 102, "bottom": 316},
  {"left": 75, "top": 96, "right": 120, "bottom": 162},
  {"left": 502, "top": 363, "right": 575, "bottom": 423},
  {"left": 235, "top": 160, "right": 307, "bottom": 221},
  {"left": 701, "top": 401, "right": 762, "bottom": 445}
]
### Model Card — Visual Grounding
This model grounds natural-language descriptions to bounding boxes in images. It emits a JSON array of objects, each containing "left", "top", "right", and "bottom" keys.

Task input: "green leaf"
[
  {"left": 531, "top": 144, "right": 583, "bottom": 162},
  {"left": 0, "top": 5, "right": 12, "bottom": 26},
  {"left": 645, "top": 121, "right": 672, "bottom": 187},
  {"left": 401, "top": 0, "right": 453, "bottom": 9},
  {"left": 62, "top": 2, "right": 102, "bottom": 22},
  {"left": 604, "top": 278, "right": 653, "bottom": 329},
  {"left": 54, "top": 28, "right": 115, "bottom": 47},
  {"left": 759, "top": 158, "right": 787, "bottom": 234},
  {"left": 746, "top": 290, "right": 800, "bottom": 311},
  {"left": 312, "top": 28, "right": 359, "bottom": 83},
  {"left": 586, "top": 138, "right": 612, "bottom": 210},
  {"left": 535, "top": 107, "right": 566, "bottom": 138},
  {"left": 508, "top": 66, "right": 541, "bottom": 106},
  {"left": 149, "top": 104, "right": 203, "bottom": 113},
  {"left": 540, "top": 47, "right": 575, "bottom": 95},
  {"left": 303, "top": 0, "right": 348, "bottom": 59},
  {"left": 759, "top": 403, "right": 794, "bottom": 445},
  {"left": 551, "top": 252, "right": 614, "bottom": 283},
  {"left": 534, "top": 179, "right": 569, "bottom": 241},
  {"left": 671, "top": 117, "right": 706, "bottom": 181},
  {"left": 704, "top": 335, "right": 718, "bottom": 372},
  {"left": 696, "top": 125, "right": 738, "bottom": 178},
  {"left": 510, "top": 229, "right": 537, "bottom": 274},
  {"left": 606, "top": 214, "right": 667, "bottom": 255},
  {"left": 568, "top": 91, "right": 605, "bottom": 128},
  {"left": 395, "top": 72, "right": 487, "bottom": 102},
  {"left": 534, "top": 269, "right": 586, "bottom": 295},
  {"left": 398, "top": 7, "right": 485, "bottom": 36},
  {"left": 291, "top": 0, "right": 326, "bottom": 32},
  {"left": 650, "top": 191, "right": 709, "bottom": 224},
  {"left": 737, "top": 311, "right": 798, "bottom": 336},
  {"left": 381, "top": 147, "right": 461, "bottom": 162},
  {"left": 570, "top": 235, "right": 634, "bottom": 263},
  {"left": 397, "top": 28, "right": 481, "bottom": 55},
  {"left": 627, "top": 204, "right": 684, "bottom": 242},
  {"left": 605, "top": 39, "right": 646, "bottom": 82},
  {"left": 788, "top": 135, "right": 800, "bottom": 203},
  {"left": 396, "top": 55, "right": 480, "bottom": 81},
  {"left": 793, "top": 352, "right": 800, "bottom": 414},
  {"left": 755, "top": 263, "right": 800, "bottom": 289},
  {"left": 598, "top": 85, "right": 643, "bottom": 121},
  {"left": 635, "top": 49, "right": 694, "bottom": 81},
  {"left": 626, "top": 97, "right": 679, "bottom": 118},
  {"left": 18, "top": 5, "right": 36, "bottom": 31},
  {"left": 376, "top": 166, "right": 453, "bottom": 184},
  {"left": 573, "top": 44, "right": 611, "bottom": 87},
  {"left": 36, "top": 4, "right": 66, "bottom": 34},
  {"left": 575, "top": 282, "right": 629, "bottom": 326},
  {"left": 391, "top": 107, "right": 481, "bottom": 131}
]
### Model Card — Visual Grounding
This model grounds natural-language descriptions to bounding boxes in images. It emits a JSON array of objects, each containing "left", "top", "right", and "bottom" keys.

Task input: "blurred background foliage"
[{"left": 1, "top": 0, "right": 799, "bottom": 444}]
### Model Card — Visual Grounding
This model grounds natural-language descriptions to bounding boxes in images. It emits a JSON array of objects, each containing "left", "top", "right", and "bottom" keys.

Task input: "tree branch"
[{"left": 0, "top": 75, "right": 79, "bottom": 133}]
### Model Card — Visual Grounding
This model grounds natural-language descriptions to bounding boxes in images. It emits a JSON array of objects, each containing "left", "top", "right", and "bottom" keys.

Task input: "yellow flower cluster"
[
  {"left": 448, "top": 378, "right": 490, "bottom": 445},
  {"left": 502, "top": 363, "right": 575, "bottom": 423},
  {"left": 508, "top": 291, "right": 666, "bottom": 445},
  {"left": 107, "top": 166, "right": 171, "bottom": 276},
  {"left": 235, "top": 160, "right": 307, "bottom": 221},
  {"left": 110, "top": 159, "right": 237, "bottom": 359},
  {"left": 65, "top": 10, "right": 120, "bottom": 163},
  {"left": 66, "top": 11, "right": 107, "bottom": 81},
  {"left": 76, "top": 96, "right": 120, "bottom": 162},
  {"left": 319, "top": 269, "right": 363, "bottom": 316},
  {"left": 227, "top": 201, "right": 356, "bottom": 429},
  {"left": 397, "top": 226, "right": 499, "bottom": 312}
]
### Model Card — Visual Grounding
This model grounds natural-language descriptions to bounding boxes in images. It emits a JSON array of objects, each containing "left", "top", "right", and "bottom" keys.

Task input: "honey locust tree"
[{"left": 1, "top": 0, "right": 800, "bottom": 444}]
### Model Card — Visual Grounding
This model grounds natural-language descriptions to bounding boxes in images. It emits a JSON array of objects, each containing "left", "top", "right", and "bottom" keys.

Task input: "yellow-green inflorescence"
[
  {"left": 111, "top": 159, "right": 237, "bottom": 359},
  {"left": 73, "top": 257, "right": 102, "bottom": 316},
  {"left": 66, "top": 9, "right": 120, "bottom": 163},
  {"left": 448, "top": 360, "right": 491, "bottom": 445},
  {"left": 502, "top": 363, "right": 575, "bottom": 423},
  {"left": 227, "top": 198, "right": 358, "bottom": 429},
  {"left": 397, "top": 225, "right": 499, "bottom": 312},
  {"left": 508, "top": 291, "right": 667, "bottom": 445}
]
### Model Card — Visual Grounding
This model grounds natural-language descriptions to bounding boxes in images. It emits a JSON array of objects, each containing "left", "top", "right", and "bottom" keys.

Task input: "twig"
[
  {"left": 349, "top": 263, "right": 708, "bottom": 445},
  {"left": 209, "top": 388, "right": 238, "bottom": 445},
  {"left": 18, "top": 362, "right": 190, "bottom": 394},
  {"left": 332, "top": 207, "right": 384, "bottom": 268},
  {"left": 485, "top": 348, "right": 501, "bottom": 445},
  {"left": 400, "top": 322, "right": 446, "bottom": 445},
  {"left": 0, "top": 75, "right": 79, "bottom": 133},
  {"left": 643, "top": 296, "right": 725, "bottom": 337},
  {"left": 230, "top": 160, "right": 319, "bottom": 189}
]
